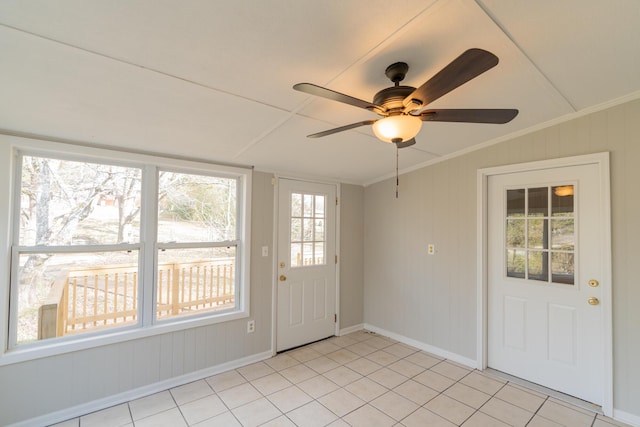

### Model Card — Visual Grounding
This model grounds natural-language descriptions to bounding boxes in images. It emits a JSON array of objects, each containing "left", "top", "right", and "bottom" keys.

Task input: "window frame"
[{"left": 0, "top": 137, "right": 252, "bottom": 365}]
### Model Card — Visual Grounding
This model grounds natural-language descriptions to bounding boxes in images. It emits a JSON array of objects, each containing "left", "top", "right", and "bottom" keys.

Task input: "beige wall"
[{"left": 364, "top": 98, "right": 640, "bottom": 416}]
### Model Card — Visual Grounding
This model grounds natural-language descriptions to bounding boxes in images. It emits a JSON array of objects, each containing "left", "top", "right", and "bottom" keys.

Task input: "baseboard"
[
  {"left": 613, "top": 409, "right": 640, "bottom": 427},
  {"left": 339, "top": 323, "right": 364, "bottom": 336},
  {"left": 10, "top": 350, "right": 273, "bottom": 427},
  {"left": 363, "top": 323, "right": 477, "bottom": 369}
]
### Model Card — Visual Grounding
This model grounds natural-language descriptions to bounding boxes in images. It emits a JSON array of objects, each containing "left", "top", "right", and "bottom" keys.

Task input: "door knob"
[
  {"left": 587, "top": 297, "right": 600, "bottom": 306},
  {"left": 588, "top": 279, "right": 599, "bottom": 288},
  {"left": 279, "top": 275, "right": 287, "bottom": 281}
]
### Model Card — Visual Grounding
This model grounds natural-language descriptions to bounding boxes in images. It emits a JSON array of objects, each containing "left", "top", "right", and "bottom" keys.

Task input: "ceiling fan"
[{"left": 293, "top": 48, "right": 519, "bottom": 148}]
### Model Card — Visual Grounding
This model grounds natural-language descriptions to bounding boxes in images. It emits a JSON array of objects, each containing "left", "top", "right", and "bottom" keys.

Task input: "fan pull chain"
[{"left": 395, "top": 144, "right": 399, "bottom": 199}]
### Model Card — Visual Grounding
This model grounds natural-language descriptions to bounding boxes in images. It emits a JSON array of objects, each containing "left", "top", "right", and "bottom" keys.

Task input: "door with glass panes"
[
  {"left": 488, "top": 164, "right": 604, "bottom": 405},
  {"left": 277, "top": 179, "right": 337, "bottom": 352}
]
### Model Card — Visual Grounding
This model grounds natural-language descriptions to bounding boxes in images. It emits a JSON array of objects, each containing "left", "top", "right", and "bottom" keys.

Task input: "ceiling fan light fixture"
[{"left": 372, "top": 115, "right": 422, "bottom": 143}]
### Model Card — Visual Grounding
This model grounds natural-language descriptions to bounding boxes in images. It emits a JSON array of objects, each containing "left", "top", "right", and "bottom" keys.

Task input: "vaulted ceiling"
[{"left": 1, "top": 1, "right": 639, "bottom": 185}]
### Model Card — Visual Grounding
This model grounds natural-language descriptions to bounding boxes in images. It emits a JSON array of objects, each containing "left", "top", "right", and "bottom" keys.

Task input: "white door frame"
[
  {"left": 270, "top": 176, "right": 341, "bottom": 354},
  {"left": 476, "top": 152, "right": 613, "bottom": 416}
]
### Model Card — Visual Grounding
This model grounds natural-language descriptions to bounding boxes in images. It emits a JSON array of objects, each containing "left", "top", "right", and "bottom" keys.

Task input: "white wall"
[{"left": 364, "top": 98, "right": 640, "bottom": 417}]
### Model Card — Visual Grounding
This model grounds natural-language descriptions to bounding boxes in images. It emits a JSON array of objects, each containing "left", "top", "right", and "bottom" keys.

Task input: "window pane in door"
[
  {"left": 552, "top": 186, "right": 574, "bottom": 217},
  {"left": 290, "top": 192, "right": 327, "bottom": 268},
  {"left": 507, "top": 189, "right": 525, "bottom": 217},
  {"left": 506, "top": 249, "right": 526, "bottom": 278},
  {"left": 528, "top": 251, "right": 549, "bottom": 281},
  {"left": 551, "top": 252, "right": 575, "bottom": 285},
  {"left": 528, "top": 219, "right": 548, "bottom": 249},
  {"left": 551, "top": 219, "right": 574, "bottom": 251},
  {"left": 528, "top": 187, "right": 548, "bottom": 217}
]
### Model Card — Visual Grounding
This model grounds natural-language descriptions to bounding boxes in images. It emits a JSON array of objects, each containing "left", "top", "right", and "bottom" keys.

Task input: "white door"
[
  {"left": 488, "top": 164, "right": 605, "bottom": 405},
  {"left": 277, "top": 178, "right": 337, "bottom": 352}
]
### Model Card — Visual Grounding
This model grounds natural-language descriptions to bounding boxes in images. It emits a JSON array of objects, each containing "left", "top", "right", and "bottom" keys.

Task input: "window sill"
[{"left": 0, "top": 309, "right": 249, "bottom": 367}]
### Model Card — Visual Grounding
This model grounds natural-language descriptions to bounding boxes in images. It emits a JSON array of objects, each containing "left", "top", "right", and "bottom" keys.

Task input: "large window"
[{"left": 8, "top": 146, "right": 250, "bottom": 351}]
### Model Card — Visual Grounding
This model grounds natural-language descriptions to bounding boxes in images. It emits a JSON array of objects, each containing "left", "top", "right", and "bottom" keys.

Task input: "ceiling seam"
[{"left": 473, "top": 0, "right": 578, "bottom": 112}]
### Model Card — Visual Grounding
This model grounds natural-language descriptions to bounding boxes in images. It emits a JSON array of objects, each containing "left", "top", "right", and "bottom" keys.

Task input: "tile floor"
[{"left": 51, "top": 330, "right": 629, "bottom": 427}]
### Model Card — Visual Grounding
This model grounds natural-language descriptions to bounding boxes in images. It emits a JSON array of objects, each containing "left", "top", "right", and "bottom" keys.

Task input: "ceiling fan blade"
[
  {"left": 307, "top": 120, "right": 377, "bottom": 138},
  {"left": 294, "top": 83, "right": 383, "bottom": 113},
  {"left": 419, "top": 109, "right": 518, "bottom": 124},
  {"left": 395, "top": 138, "right": 416, "bottom": 149},
  {"left": 404, "top": 49, "right": 499, "bottom": 110}
]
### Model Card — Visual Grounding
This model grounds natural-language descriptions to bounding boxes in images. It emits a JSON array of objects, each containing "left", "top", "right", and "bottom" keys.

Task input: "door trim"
[
  {"left": 270, "top": 176, "right": 341, "bottom": 355},
  {"left": 476, "top": 152, "right": 612, "bottom": 416}
]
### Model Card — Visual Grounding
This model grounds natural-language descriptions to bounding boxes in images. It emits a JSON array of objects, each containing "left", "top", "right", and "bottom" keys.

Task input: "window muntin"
[
  {"left": 10, "top": 150, "right": 249, "bottom": 350},
  {"left": 290, "top": 192, "right": 326, "bottom": 267},
  {"left": 505, "top": 185, "right": 575, "bottom": 285}
]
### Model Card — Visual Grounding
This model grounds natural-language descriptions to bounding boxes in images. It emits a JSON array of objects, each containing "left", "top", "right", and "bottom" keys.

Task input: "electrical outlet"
[
  {"left": 428, "top": 244, "right": 435, "bottom": 255},
  {"left": 247, "top": 320, "right": 255, "bottom": 333}
]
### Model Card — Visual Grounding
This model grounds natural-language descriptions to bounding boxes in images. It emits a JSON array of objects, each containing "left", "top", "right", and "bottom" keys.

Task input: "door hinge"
[
  {"left": 336, "top": 196, "right": 338, "bottom": 206},
  {"left": 334, "top": 313, "right": 337, "bottom": 323},
  {"left": 335, "top": 254, "right": 338, "bottom": 264}
]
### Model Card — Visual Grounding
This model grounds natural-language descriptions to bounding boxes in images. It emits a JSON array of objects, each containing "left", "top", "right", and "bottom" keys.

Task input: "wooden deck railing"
[{"left": 38, "top": 259, "right": 235, "bottom": 339}]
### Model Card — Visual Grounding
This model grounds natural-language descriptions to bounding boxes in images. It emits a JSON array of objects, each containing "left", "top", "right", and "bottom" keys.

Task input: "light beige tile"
[
  {"left": 250, "top": 372, "right": 292, "bottom": 395},
  {"left": 260, "top": 415, "right": 297, "bottom": 426},
  {"left": 400, "top": 407, "right": 456, "bottom": 427},
  {"left": 346, "top": 341, "right": 378, "bottom": 356},
  {"left": 345, "top": 330, "right": 373, "bottom": 342},
  {"left": 323, "top": 365, "right": 363, "bottom": 387},
  {"left": 404, "top": 351, "right": 442, "bottom": 369},
  {"left": 217, "top": 382, "right": 262, "bottom": 409},
  {"left": 279, "top": 363, "right": 318, "bottom": 384},
  {"left": 526, "top": 415, "right": 564, "bottom": 426},
  {"left": 206, "top": 370, "right": 246, "bottom": 393},
  {"left": 236, "top": 361, "right": 276, "bottom": 381},
  {"left": 364, "top": 336, "right": 394, "bottom": 350},
  {"left": 393, "top": 379, "right": 439, "bottom": 405},
  {"left": 129, "top": 391, "right": 176, "bottom": 421},
  {"left": 480, "top": 397, "right": 534, "bottom": 427},
  {"left": 326, "top": 348, "right": 360, "bottom": 364},
  {"left": 231, "top": 397, "right": 282, "bottom": 427},
  {"left": 341, "top": 404, "right": 396, "bottom": 427},
  {"left": 287, "top": 346, "right": 322, "bottom": 363},
  {"left": 430, "top": 361, "right": 472, "bottom": 381},
  {"left": 368, "top": 367, "right": 408, "bottom": 389},
  {"left": 344, "top": 377, "right": 388, "bottom": 402},
  {"left": 459, "top": 371, "right": 506, "bottom": 395},
  {"left": 80, "top": 403, "right": 132, "bottom": 427},
  {"left": 266, "top": 385, "right": 313, "bottom": 413},
  {"left": 304, "top": 355, "right": 340, "bottom": 374},
  {"left": 548, "top": 397, "right": 597, "bottom": 416},
  {"left": 309, "top": 340, "right": 342, "bottom": 355},
  {"left": 170, "top": 379, "right": 213, "bottom": 406},
  {"left": 326, "top": 419, "right": 351, "bottom": 427},
  {"left": 287, "top": 401, "right": 338, "bottom": 427},
  {"left": 264, "top": 354, "right": 300, "bottom": 371},
  {"left": 134, "top": 408, "right": 187, "bottom": 427},
  {"left": 537, "top": 400, "right": 595, "bottom": 426},
  {"left": 424, "top": 394, "right": 475, "bottom": 425},
  {"left": 413, "top": 369, "right": 456, "bottom": 392},
  {"left": 494, "top": 384, "right": 545, "bottom": 412},
  {"left": 327, "top": 335, "right": 359, "bottom": 348},
  {"left": 365, "top": 350, "right": 401, "bottom": 366},
  {"left": 387, "top": 359, "right": 425, "bottom": 378},
  {"left": 509, "top": 381, "right": 548, "bottom": 399},
  {"left": 317, "top": 388, "right": 366, "bottom": 417},
  {"left": 443, "top": 382, "right": 491, "bottom": 409},
  {"left": 297, "top": 374, "right": 340, "bottom": 399},
  {"left": 191, "top": 411, "right": 241, "bottom": 427},
  {"left": 346, "top": 357, "right": 382, "bottom": 376},
  {"left": 370, "top": 390, "right": 419, "bottom": 421},
  {"left": 180, "top": 394, "right": 227, "bottom": 425},
  {"left": 462, "top": 411, "right": 510, "bottom": 426},
  {"left": 382, "top": 343, "right": 418, "bottom": 358}
]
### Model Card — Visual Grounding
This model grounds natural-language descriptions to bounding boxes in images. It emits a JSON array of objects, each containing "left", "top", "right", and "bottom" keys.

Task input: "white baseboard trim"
[
  {"left": 613, "top": 409, "right": 640, "bottom": 427},
  {"left": 10, "top": 350, "right": 273, "bottom": 427},
  {"left": 339, "top": 323, "right": 364, "bottom": 336},
  {"left": 363, "top": 323, "right": 477, "bottom": 369}
]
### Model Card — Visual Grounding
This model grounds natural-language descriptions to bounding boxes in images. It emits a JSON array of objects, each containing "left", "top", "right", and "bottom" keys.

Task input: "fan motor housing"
[{"left": 373, "top": 86, "right": 415, "bottom": 114}]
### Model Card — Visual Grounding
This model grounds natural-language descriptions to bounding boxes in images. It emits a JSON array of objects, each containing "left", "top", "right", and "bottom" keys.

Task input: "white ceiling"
[{"left": 1, "top": 0, "right": 639, "bottom": 185}]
